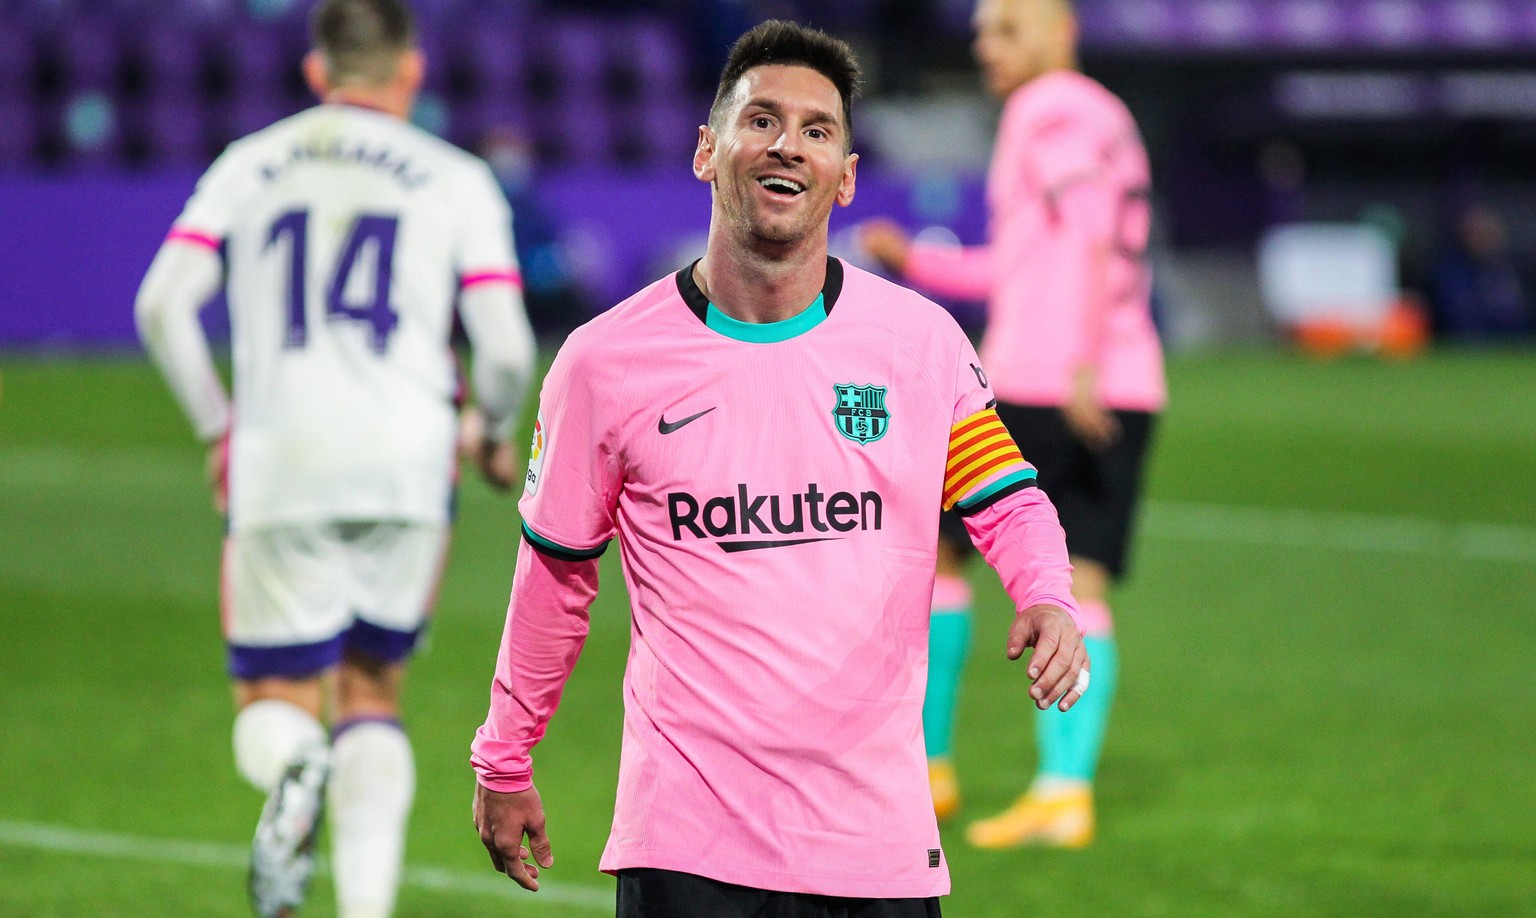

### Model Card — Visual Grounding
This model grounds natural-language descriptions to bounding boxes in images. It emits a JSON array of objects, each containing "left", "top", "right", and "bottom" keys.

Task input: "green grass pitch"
[{"left": 1, "top": 349, "right": 1532, "bottom": 917}]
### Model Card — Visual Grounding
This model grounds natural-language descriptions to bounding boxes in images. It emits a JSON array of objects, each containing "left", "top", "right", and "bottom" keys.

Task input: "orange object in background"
[{"left": 1293, "top": 298, "right": 1428, "bottom": 359}]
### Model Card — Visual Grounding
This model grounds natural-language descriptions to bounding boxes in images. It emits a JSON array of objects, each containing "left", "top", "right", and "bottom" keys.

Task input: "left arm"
[
  {"left": 1049, "top": 182, "right": 1119, "bottom": 450},
  {"left": 962, "top": 485, "right": 1087, "bottom": 710}
]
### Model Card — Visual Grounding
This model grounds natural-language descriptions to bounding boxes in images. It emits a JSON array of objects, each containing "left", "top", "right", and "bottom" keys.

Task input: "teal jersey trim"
[
  {"left": 521, "top": 521, "right": 608, "bottom": 561},
  {"left": 955, "top": 467, "right": 1038, "bottom": 511},
  {"left": 705, "top": 293, "right": 827, "bottom": 343}
]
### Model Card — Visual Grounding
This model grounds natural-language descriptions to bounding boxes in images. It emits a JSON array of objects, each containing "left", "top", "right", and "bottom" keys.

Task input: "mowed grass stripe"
[
  {"left": 1142, "top": 500, "right": 1536, "bottom": 563},
  {"left": 0, "top": 819, "right": 613, "bottom": 912},
  {"left": 7, "top": 435, "right": 1533, "bottom": 564}
]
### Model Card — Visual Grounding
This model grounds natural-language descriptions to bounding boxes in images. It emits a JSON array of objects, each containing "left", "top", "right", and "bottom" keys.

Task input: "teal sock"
[
  {"left": 923, "top": 609, "right": 971, "bottom": 759},
  {"left": 1035, "top": 633, "right": 1118, "bottom": 781}
]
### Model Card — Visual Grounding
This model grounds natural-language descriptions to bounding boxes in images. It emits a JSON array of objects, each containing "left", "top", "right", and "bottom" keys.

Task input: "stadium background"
[{"left": 1, "top": 0, "right": 1532, "bottom": 915}]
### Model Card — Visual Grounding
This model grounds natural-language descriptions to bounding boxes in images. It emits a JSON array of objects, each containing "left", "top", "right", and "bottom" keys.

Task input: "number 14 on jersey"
[{"left": 266, "top": 209, "right": 401, "bottom": 353}]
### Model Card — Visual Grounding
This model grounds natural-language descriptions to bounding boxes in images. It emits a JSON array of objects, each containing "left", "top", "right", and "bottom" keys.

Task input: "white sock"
[
  {"left": 232, "top": 699, "right": 328, "bottom": 793},
  {"left": 1031, "top": 775, "right": 1092, "bottom": 797},
  {"left": 329, "top": 720, "right": 415, "bottom": 918}
]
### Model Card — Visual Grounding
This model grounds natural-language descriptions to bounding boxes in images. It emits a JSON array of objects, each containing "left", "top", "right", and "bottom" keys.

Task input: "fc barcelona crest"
[{"left": 832, "top": 383, "right": 890, "bottom": 444}]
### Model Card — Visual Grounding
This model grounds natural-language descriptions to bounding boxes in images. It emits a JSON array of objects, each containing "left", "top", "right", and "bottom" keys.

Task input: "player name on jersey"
[{"left": 259, "top": 137, "right": 431, "bottom": 188}]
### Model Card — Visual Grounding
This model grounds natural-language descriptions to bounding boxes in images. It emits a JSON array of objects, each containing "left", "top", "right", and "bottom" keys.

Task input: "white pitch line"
[
  {"left": 0, "top": 819, "right": 613, "bottom": 912},
  {"left": 1143, "top": 500, "right": 1536, "bottom": 564}
]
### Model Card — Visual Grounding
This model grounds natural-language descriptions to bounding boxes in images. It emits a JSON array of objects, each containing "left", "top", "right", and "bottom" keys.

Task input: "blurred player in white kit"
[{"left": 134, "top": 0, "right": 535, "bottom": 914}]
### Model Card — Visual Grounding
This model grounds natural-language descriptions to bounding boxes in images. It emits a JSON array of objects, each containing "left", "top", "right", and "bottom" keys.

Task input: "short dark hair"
[
  {"left": 708, "top": 20, "right": 862, "bottom": 151},
  {"left": 310, "top": 0, "right": 416, "bottom": 86}
]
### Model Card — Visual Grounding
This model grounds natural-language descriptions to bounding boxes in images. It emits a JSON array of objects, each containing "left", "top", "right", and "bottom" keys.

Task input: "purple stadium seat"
[
  {"left": 550, "top": 92, "right": 613, "bottom": 166},
  {"left": 229, "top": 93, "right": 296, "bottom": 138},
  {"left": 453, "top": 97, "right": 530, "bottom": 155},
  {"left": 463, "top": 18, "right": 528, "bottom": 89},
  {"left": 546, "top": 17, "right": 608, "bottom": 93},
  {"left": 637, "top": 97, "right": 701, "bottom": 163},
  {"left": 612, "top": 17, "right": 686, "bottom": 93},
  {"left": 139, "top": 27, "right": 206, "bottom": 95},
  {"left": 0, "top": 25, "right": 36, "bottom": 93},
  {"left": 225, "top": 27, "right": 290, "bottom": 95},
  {"left": 0, "top": 99, "right": 38, "bottom": 165},
  {"left": 138, "top": 95, "right": 210, "bottom": 165},
  {"left": 59, "top": 18, "right": 125, "bottom": 92}
]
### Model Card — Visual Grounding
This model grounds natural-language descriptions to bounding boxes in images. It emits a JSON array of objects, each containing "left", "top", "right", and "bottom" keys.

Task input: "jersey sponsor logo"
[
  {"left": 970, "top": 363, "right": 989, "bottom": 389},
  {"left": 524, "top": 409, "right": 546, "bottom": 496},
  {"left": 658, "top": 406, "right": 716, "bottom": 434},
  {"left": 667, "top": 483, "right": 883, "bottom": 550},
  {"left": 832, "top": 383, "right": 889, "bottom": 444}
]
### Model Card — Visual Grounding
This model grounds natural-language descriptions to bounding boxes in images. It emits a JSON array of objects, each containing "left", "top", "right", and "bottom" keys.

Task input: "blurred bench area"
[{"left": 3, "top": 0, "right": 1535, "bottom": 349}]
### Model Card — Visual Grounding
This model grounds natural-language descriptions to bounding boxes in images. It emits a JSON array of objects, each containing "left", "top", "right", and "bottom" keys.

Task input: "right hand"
[
  {"left": 474, "top": 782, "right": 554, "bottom": 891},
  {"left": 858, "top": 218, "right": 913, "bottom": 275}
]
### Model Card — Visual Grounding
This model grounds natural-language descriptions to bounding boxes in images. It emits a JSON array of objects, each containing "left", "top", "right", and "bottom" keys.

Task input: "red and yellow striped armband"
[{"left": 941, "top": 408, "right": 1038, "bottom": 514}]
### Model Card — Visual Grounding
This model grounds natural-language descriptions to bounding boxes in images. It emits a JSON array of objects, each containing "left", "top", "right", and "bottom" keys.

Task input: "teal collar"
[
  {"left": 676, "top": 257, "right": 845, "bottom": 344},
  {"left": 705, "top": 294, "right": 826, "bottom": 343}
]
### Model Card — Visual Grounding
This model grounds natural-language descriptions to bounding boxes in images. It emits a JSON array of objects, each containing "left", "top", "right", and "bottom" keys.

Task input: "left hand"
[
  {"left": 477, "top": 439, "right": 519, "bottom": 492},
  {"left": 458, "top": 407, "right": 518, "bottom": 492},
  {"left": 205, "top": 434, "right": 229, "bottom": 515},
  {"left": 1062, "top": 366, "right": 1119, "bottom": 453},
  {"left": 1007, "top": 603, "right": 1089, "bottom": 712}
]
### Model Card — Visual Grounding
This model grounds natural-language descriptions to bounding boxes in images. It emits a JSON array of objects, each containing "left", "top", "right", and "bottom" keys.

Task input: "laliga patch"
[{"left": 524, "top": 407, "right": 546, "bottom": 496}]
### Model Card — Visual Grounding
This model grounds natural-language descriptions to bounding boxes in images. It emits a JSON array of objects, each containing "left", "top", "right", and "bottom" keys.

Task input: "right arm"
[
  {"left": 471, "top": 538, "right": 600, "bottom": 891},
  {"left": 134, "top": 236, "right": 229, "bottom": 443},
  {"left": 859, "top": 218, "right": 996, "bottom": 303},
  {"left": 469, "top": 330, "right": 623, "bottom": 891},
  {"left": 136, "top": 152, "right": 246, "bottom": 509},
  {"left": 135, "top": 234, "right": 231, "bottom": 511}
]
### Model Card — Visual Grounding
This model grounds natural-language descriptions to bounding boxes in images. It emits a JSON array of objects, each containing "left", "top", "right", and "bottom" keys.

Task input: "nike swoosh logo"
[{"left": 658, "top": 407, "right": 717, "bottom": 434}]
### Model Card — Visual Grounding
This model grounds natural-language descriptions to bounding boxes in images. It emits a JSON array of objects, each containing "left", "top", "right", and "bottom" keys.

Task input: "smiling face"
[{"left": 694, "top": 64, "right": 858, "bottom": 251}]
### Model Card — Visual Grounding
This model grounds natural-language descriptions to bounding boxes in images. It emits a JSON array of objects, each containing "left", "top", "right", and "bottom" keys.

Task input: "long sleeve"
[
  {"left": 458, "top": 281, "right": 536, "bottom": 443},
  {"left": 134, "top": 240, "right": 230, "bottom": 441},
  {"left": 903, "top": 241, "right": 995, "bottom": 304},
  {"left": 470, "top": 538, "right": 600, "bottom": 792},
  {"left": 964, "top": 485, "right": 1080, "bottom": 627}
]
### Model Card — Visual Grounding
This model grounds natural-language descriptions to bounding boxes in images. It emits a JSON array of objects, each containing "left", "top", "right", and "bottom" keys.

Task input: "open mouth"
[{"left": 757, "top": 176, "right": 806, "bottom": 197}]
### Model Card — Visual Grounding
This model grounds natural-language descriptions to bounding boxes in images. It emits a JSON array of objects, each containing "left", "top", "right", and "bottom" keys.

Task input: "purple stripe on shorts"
[
  {"left": 344, "top": 618, "right": 422, "bottom": 664},
  {"left": 227, "top": 635, "right": 344, "bottom": 680},
  {"left": 331, "top": 715, "right": 403, "bottom": 742}
]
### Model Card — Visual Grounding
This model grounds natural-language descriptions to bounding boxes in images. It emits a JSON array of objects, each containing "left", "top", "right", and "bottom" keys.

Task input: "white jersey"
[{"left": 167, "top": 103, "right": 521, "bottom": 531}]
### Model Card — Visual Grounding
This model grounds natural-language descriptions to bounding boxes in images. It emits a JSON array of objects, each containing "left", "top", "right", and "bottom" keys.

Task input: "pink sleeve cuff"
[
  {"left": 166, "top": 227, "right": 221, "bottom": 251},
  {"left": 470, "top": 733, "right": 534, "bottom": 793},
  {"left": 461, "top": 269, "right": 524, "bottom": 290}
]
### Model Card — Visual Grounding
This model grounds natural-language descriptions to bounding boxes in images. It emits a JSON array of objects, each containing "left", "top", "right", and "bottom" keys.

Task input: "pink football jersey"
[
  {"left": 905, "top": 70, "right": 1166, "bottom": 412},
  {"left": 473, "top": 259, "right": 1077, "bottom": 898}
]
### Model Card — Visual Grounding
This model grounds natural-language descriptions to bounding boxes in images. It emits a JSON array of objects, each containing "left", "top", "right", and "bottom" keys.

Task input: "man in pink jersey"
[
  {"left": 471, "top": 20, "right": 1089, "bottom": 917},
  {"left": 861, "top": 0, "right": 1164, "bottom": 847}
]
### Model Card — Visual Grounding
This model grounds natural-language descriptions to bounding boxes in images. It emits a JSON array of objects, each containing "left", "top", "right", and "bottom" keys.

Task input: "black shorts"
[
  {"left": 615, "top": 868, "right": 942, "bottom": 918},
  {"left": 938, "top": 403, "right": 1156, "bottom": 579}
]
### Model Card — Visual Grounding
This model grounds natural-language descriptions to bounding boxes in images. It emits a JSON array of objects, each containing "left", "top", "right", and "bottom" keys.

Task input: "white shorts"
[{"left": 221, "top": 521, "right": 448, "bottom": 679}]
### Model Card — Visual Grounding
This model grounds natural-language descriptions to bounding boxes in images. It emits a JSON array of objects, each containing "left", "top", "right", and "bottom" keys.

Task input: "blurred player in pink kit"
[
  {"left": 472, "top": 20, "right": 1089, "bottom": 918},
  {"left": 862, "top": 0, "right": 1165, "bottom": 847}
]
